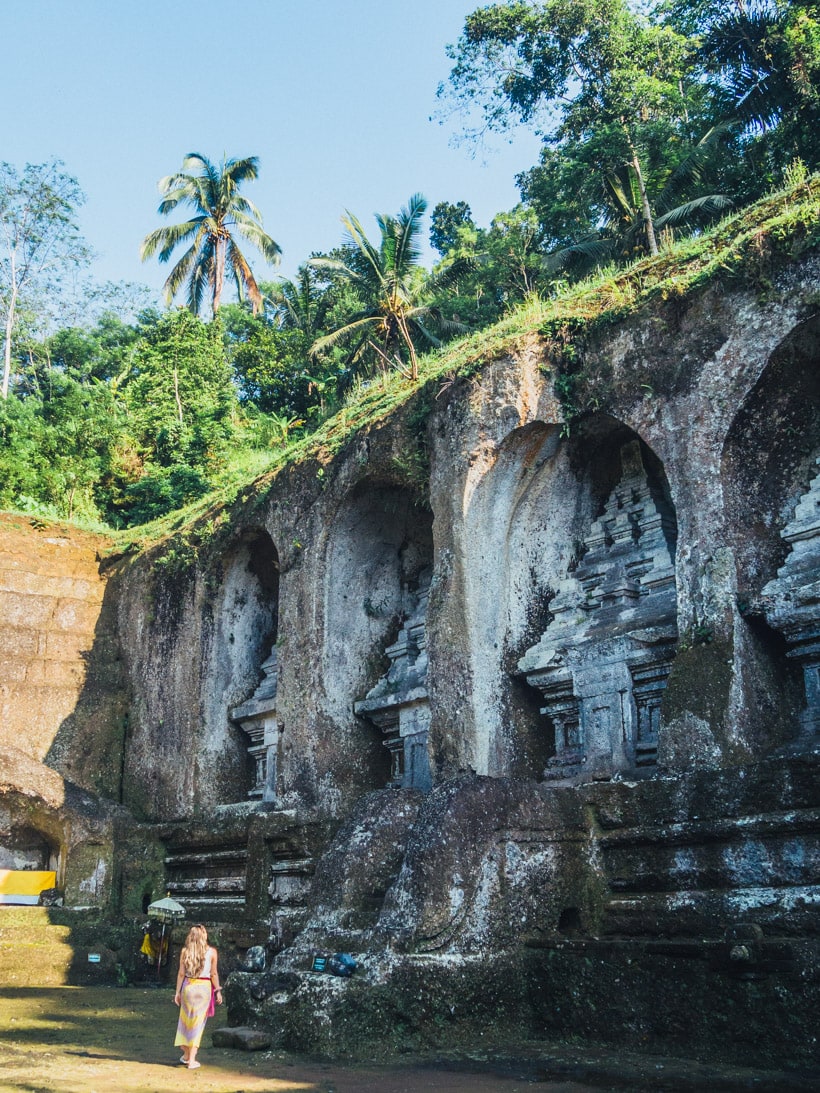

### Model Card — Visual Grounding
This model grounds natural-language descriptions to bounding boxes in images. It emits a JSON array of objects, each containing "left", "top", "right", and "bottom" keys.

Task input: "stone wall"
[
  {"left": 110, "top": 251, "right": 820, "bottom": 819},
  {"left": 0, "top": 515, "right": 126, "bottom": 796}
]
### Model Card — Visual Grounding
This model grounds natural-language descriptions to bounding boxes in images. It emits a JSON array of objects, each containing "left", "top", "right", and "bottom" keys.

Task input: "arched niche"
[
  {"left": 722, "top": 315, "right": 820, "bottom": 598},
  {"left": 324, "top": 481, "right": 434, "bottom": 793},
  {"left": 0, "top": 811, "right": 63, "bottom": 904},
  {"left": 722, "top": 316, "right": 820, "bottom": 748},
  {"left": 206, "top": 527, "right": 280, "bottom": 802},
  {"left": 481, "top": 414, "right": 677, "bottom": 780},
  {"left": 0, "top": 824, "right": 59, "bottom": 872}
]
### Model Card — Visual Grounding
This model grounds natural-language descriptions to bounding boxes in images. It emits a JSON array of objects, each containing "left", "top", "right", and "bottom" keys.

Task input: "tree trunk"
[
  {"left": 173, "top": 366, "right": 184, "bottom": 425},
  {"left": 397, "top": 313, "right": 419, "bottom": 382},
  {"left": 628, "top": 143, "right": 659, "bottom": 257},
  {"left": 2, "top": 281, "right": 18, "bottom": 399},
  {"left": 212, "top": 234, "right": 226, "bottom": 317}
]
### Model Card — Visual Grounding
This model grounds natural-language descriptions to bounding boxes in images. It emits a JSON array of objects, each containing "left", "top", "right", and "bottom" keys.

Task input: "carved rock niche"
[
  {"left": 518, "top": 440, "right": 678, "bottom": 780},
  {"left": 759, "top": 456, "right": 820, "bottom": 743},
  {"left": 354, "top": 573, "right": 432, "bottom": 791},
  {"left": 231, "top": 648, "right": 281, "bottom": 802}
]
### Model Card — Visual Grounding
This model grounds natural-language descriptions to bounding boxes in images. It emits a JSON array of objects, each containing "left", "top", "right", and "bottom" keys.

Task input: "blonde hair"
[{"left": 181, "top": 924, "right": 209, "bottom": 977}]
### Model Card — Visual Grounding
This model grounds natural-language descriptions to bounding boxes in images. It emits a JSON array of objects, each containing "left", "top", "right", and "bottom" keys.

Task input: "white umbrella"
[
  {"left": 146, "top": 894, "right": 185, "bottom": 980},
  {"left": 146, "top": 894, "right": 186, "bottom": 922}
]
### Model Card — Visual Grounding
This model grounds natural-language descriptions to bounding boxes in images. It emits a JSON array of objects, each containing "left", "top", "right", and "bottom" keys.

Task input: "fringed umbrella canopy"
[{"left": 146, "top": 895, "right": 186, "bottom": 922}]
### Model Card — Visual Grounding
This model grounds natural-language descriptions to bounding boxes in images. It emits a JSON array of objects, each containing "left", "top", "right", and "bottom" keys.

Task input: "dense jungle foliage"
[{"left": 1, "top": 0, "right": 818, "bottom": 529}]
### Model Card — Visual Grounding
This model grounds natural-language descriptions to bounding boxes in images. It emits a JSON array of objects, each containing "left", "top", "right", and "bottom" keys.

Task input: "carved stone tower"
[
  {"left": 759, "top": 456, "right": 820, "bottom": 742},
  {"left": 518, "top": 441, "right": 678, "bottom": 779},
  {"left": 354, "top": 577, "right": 432, "bottom": 791}
]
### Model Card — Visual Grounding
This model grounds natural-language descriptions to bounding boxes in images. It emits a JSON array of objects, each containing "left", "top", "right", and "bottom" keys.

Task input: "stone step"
[{"left": 0, "top": 907, "right": 75, "bottom": 987}]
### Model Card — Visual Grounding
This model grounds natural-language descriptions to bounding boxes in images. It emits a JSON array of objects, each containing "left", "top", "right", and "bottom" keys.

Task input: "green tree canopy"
[
  {"left": 430, "top": 201, "right": 475, "bottom": 256},
  {"left": 442, "top": 0, "right": 710, "bottom": 256},
  {"left": 141, "top": 153, "right": 281, "bottom": 318},
  {"left": 662, "top": 0, "right": 820, "bottom": 191}
]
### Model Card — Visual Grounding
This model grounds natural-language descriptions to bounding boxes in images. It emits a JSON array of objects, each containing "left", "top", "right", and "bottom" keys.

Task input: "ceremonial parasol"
[{"left": 146, "top": 894, "right": 185, "bottom": 980}]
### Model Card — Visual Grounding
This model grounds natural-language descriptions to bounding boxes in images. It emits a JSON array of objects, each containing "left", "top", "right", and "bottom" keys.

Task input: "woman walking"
[{"left": 174, "top": 924, "right": 222, "bottom": 1069}]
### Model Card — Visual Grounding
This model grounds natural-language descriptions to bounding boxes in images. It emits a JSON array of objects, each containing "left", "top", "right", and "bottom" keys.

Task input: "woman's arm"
[
  {"left": 174, "top": 954, "right": 185, "bottom": 1005},
  {"left": 210, "top": 948, "right": 223, "bottom": 1005}
]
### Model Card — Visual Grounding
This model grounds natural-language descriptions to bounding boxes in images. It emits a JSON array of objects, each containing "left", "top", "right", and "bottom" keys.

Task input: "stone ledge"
[{"left": 211, "top": 1025, "right": 272, "bottom": 1051}]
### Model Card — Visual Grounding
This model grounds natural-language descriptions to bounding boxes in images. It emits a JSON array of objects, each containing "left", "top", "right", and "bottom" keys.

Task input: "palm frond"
[
  {"left": 141, "top": 219, "right": 206, "bottom": 263},
  {"left": 542, "top": 236, "right": 614, "bottom": 275},
  {"left": 310, "top": 315, "right": 381, "bottom": 357},
  {"left": 229, "top": 214, "right": 282, "bottom": 264},
  {"left": 187, "top": 247, "right": 213, "bottom": 317},
  {"left": 227, "top": 239, "right": 263, "bottom": 313},
  {"left": 341, "top": 211, "right": 387, "bottom": 288},
  {"left": 222, "top": 156, "right": 261, "bottom": 186},
  {"left": 307, "top": 256, "right": 363, "bottom": 284},
  {"left": 393, "top": 193, "right": 427, "bottom": 276},
  {"left": 656, "top": 122, "right": 736, "bottom": 211},
  {"left": 654, "top": 193, "right": 733, "bottom": 229},
  {"left": 163, "top": 237, "right": 206, "bottom": 305}
]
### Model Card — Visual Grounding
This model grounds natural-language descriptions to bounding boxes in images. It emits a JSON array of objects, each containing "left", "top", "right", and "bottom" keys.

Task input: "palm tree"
[
  {"left": 697, "top": 2, "right": 811, "bottom": 133},
  {"left": 267, "top": 265, "right": 328, "bottom": 341},
  {"left": 544, "top": 125, "right": 734, "bottom": 275},
  {"left": 309, "top": 193, "right": 462, "bottom": 382},
  {"left": 141, "top": 153, "right": 281, "bottom": 318}
]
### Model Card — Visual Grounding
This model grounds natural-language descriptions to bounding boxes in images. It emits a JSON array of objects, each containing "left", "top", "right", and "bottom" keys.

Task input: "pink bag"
[{"left": 206, "top": 985, "right": 215, "bottom": 1018}]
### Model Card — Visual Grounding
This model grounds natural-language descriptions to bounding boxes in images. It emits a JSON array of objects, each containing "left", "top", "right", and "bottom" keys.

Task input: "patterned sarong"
[{"left": 174, "top": 977, "right": 212, "bottom": 1048}]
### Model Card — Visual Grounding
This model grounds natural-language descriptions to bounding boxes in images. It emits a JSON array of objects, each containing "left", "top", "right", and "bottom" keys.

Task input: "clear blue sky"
[{"left": 3, "top": 0, "right": 543, "bottom": 305}]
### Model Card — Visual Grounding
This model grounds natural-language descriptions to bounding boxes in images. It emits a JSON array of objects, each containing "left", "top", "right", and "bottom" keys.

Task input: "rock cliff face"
[{"left": 1, "top": 234, "right": 819, "bottom": 1070}]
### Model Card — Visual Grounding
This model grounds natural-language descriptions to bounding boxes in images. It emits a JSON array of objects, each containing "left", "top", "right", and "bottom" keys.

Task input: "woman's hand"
[
  {"left": 215, "top": 989, "right": 223, "bottom": 1006},
  {"left": 174, "top": 992, "right": 181, "bottom": 1005}
]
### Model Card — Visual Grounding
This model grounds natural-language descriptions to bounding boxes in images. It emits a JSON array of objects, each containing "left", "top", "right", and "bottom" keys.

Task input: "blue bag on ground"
[{"left": 327, "top": 952, "right": 357, "bottom": 977}]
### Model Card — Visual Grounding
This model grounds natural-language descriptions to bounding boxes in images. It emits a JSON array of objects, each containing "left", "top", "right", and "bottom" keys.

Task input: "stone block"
[
  {"left": 51, "top": 598, "right": 103, "bottom": 634},
  {"left": 211, "top": 1026, "right": 272, "bottom": 1051},
  {"left": 0, "top": 625, "right": 39, "bottom": 660}
]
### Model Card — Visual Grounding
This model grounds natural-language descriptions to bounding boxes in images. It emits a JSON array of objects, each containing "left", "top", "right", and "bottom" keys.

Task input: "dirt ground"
[
  {"left": 0, "top": 985, "right": 595, "bottom": 1093},
  {"left": 0, "top": 986, "right": 816, "bottom": 1093}
]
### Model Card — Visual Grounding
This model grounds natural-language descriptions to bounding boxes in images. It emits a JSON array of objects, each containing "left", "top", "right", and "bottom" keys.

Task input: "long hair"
[{"left": 180, "top": 924, "right": 208, "bottom": 977}]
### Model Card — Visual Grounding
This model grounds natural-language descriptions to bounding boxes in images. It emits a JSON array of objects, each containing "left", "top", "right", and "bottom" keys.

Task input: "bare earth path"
[
  {"left": 0, "top": 986, "right": 595, "bottom": 1093},
  {"left": 0, "top": 986, "right": 815, "bottom": 1093}
]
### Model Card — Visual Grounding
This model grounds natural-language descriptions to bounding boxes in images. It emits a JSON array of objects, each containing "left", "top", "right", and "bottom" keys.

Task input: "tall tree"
[
  {"left": 310, "top": 193, "right": 460, "bottom": 382},
  {"left": 141, "top": 153, "right": 281, "bottom": 318},
  {"left": 0, "top": 160, "right": 90, "bottom": 398},
  {"left": 441, "top": 0, "right": 698, "bottom": 256}
]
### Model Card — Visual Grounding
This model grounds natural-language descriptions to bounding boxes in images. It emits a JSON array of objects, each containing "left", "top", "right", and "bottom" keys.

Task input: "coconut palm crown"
[
  {"left": 310, "top": 193, "right": 464, "bottom": 382},
  {"left": 141, "top": 153, "right": 281, "bottom": 318}
]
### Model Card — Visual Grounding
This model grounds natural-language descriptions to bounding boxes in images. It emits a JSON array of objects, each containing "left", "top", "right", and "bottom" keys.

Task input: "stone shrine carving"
[
  {"left": 231, "top": 648, "right": 282, "bottom": 802},
  {"left": 518, "top": 441, "right": 678, "bottom": 779},
  {"left": 354, "top": 576, "right": 432, "bottom": 791},
  {"left": 759, "top": 456, "right": 820, "bottom": 742}
]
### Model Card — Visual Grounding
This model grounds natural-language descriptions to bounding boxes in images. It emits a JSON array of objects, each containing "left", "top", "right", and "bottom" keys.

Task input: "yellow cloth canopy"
[{"left": 0, "top": 870, "right": 57, "bottom": 904}]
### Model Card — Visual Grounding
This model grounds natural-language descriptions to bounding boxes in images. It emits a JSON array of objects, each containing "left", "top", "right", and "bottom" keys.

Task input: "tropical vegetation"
[{"left": 0, "top": 0, "right": 817, "bottom": 531}]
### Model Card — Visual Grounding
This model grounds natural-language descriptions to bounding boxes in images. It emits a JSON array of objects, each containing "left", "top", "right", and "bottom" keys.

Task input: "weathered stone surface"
[{"left": 0, "top": 517, "right": 127, "bottom": 796}]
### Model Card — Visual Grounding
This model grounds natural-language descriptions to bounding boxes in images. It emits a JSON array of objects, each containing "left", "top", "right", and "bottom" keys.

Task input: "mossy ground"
[{"left": 0, "top": 985, "right": 591, "bottom": 1092}]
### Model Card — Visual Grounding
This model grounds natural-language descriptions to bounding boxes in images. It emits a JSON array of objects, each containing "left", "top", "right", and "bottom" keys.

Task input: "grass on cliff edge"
[{"left": 96, "top": 173, "right": 820, "bottom": 560}]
